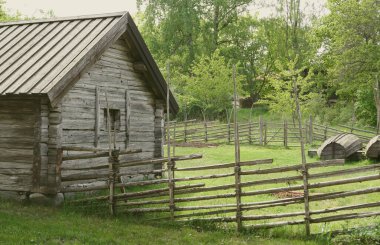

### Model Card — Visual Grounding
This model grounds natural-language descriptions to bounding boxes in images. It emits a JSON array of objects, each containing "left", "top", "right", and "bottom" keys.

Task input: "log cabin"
[{"left": 0, "top": 12, "right": 178, "bottom": 200}]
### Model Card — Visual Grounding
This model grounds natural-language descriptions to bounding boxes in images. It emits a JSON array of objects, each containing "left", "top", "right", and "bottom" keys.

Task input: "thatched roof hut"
[{"left": 317, "top": 133, "right": 362, "bottom": 160}]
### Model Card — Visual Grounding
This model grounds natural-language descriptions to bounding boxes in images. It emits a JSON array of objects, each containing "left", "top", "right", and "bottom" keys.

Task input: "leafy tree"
[
  {"left": 136, "top": 0, "right": 379, "bottom": 127},
  {"left": 0, "top": 1, "right": 52, "bottom": 22},
  {"left": 185, "top": 50, "right": 245, "bottom": 120},
  {"left": 0, "top": 0, "right": 16, "bottom": 21},
  {"left": 229, "top": 1, "right": 315, "bottom": 102},
  {"left": 136, "top": 1, "right": 201, "bottom": 71},
  {"left": 262, "top": 57, "right": 322, "bottom": 120},
  {"left": 316, "top": 0, "right": 380, "bottom": 127},
  {"left": 137, "top": 0, "right": 257, "bottom": 119}
]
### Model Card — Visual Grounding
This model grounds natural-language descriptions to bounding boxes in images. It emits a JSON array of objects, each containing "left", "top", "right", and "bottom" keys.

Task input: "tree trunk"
[
  {"left": 377, "top": 108, "right": 380, "bottom": 135},
  {"left": 202, "top": 110, "right": 207, "bottom": 124}
]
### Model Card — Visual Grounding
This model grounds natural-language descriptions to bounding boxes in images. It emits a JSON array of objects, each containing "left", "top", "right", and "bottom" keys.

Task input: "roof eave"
[
  {"left": 46, "top": 12, "right": 179, "bottom": 114},
  {"left": 125, "top": 13, "right": 179, "bottom": 114},
  {"left": 47, "top": 13, "right": 129, "bottom": 107}
]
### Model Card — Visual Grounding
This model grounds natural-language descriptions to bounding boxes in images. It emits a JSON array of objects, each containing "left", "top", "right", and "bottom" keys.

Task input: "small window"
[{"left": 103, "top": 109, "right": 120, "bottom": 131}]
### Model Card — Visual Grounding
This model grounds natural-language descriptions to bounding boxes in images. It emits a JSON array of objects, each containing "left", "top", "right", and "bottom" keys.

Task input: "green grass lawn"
[
  {"left": 1, "top": 144, "right": 379, "bottom": 244},
  {"left": 0, "top": 198, "right": 321, "bottom": 245},
  {"left": 165, "top": 145, "right": 380, "bottom": 232}
]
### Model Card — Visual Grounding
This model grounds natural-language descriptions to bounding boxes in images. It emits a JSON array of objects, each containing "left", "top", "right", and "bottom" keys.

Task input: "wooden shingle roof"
[{"left": 0, "top": 12, "right": 179, "bottom": 113}]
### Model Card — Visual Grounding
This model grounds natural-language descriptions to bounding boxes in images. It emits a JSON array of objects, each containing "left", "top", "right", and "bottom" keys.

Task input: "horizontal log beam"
[
  {"left": 117, "top": 154, "right": 202, "bottom": 168},
  {"left": 117, "top": 199, "right": 170, "bottom": 207},
  {"left": 242, "top": 174, "right": 380, "bottom": 197},
  {"left": 69, "top": 183, "right": 205, "bottom": 202},
  {"left": 310, "top": 187, "right": 380, "bottom": 202},
  {"left": 242, "top": 211, "right": 304, "bottom": 221},
  {"left": 173, "top": 172, "right": 235, "bottom": 182},
  {"left": 62, "top": 148, "right": 142, "bottom": 161},
  {"left": 311, "top": 211, "right": 380, "bottom": 224},
  {"left": 122, "top": 207, "right": 170, "bottom": 213},
  {"left": 246, "top": 220, "right": 305, "bottom": 229},
  {"left": 177, "top": 216, "right": 236, "bottom": 223},
  {"left": 114, "top": 183, "right": 205, "bottom": 200},
  {"left": 311, "top": 201, "right": 380, "bottom": 215},
  {"left": 62, "top": 146, "right": 109, "bottom": 152},
  {"left": 174, "top": 203, "right": 236, "bottom": 211},
  {"left": 175, "top": 159, "right": 273, "bottom": 171},
  {"left": 240, "top": 159, "right": 345, "bottom": 175}
]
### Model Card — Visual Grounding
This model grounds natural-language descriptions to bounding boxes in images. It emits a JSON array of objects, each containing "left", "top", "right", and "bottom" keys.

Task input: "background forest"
[
  {"left": 1, "top": 0, "right": 379, "bottom": 128},
  {"left": 134, "top": 0, "right": 379, "bottom": 130}
]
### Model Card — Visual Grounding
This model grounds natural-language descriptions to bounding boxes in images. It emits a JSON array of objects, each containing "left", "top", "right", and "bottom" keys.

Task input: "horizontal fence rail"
[
  {"left": 164, "top": 116, "right": 378, "bottom": 148},
  {"left": 61, "top": 123, "right": 380, "bottom": 237},
  {"left": 63, "top": 144, "right": 380, "bottom": 236}
]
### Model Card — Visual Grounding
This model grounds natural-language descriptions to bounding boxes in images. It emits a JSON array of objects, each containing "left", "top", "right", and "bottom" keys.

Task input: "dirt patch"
[
  {"left": 173, "top": 142, "right": 220, "bottom": 148},
  {"left": 272, "top": 191, "right": 304, "bottom": 199}
]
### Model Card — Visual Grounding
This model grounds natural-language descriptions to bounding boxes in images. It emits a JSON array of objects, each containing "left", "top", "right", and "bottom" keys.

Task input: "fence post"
[
  {"left": 227, "top": 121, "right": 231, "bottom": 144},
  {"left": 284, "top": 120, "right": 288, "bottom": 148},
  {"left": 324, "top": 126, "right": 328, "bottom": 140},
  {"left": 309, "top": 115, "right": 313, "bottom": 145},
  {"left": 168, "top": 159, "right": 175, "bottom": 219},
  {"left": 259, "top": 116, "right": 263, "bottom": 145},
  {"left": 235, "top": 164, "right": 242, "bottom": 231},
  {"left": 232, "top": 64, "right": 242, "bottom": 231},
  {"left": 204, "top": 121, "right": 208, "bottom": 142},
  {"left": 163, "top": 123, "right": 166, "bottom": 145},
  {"left": 248, "top": 121, "right": 252, "bottom": 144},
  {"left": 305, "top": 120, "right": 309, "bottom": 144},
  {"left": 264, "top": 121, "right": 267, "bottom": 146},
  {"left": 292, "top": 77, "right": 311, "bottom": 236},
  {"left": 302, "top": 163, "right": 311, "bottom": 236},
  {"left": 56, "top": 148, "right": 63, "bottom": 192},
  {"left": 173, "top": 122, "right": 176, "bottom": 156},
  {"left": 184, "top": 121, "right": 187, "bottom": 143},
  {"left": 108, "top": 149, "right": 119, "bottom": 216},
  {"left": 166, "top": 62, "right": 175, "bottom": 220},
  {"left": 105, "top": 90, "right": 116, "bottom": 216}
]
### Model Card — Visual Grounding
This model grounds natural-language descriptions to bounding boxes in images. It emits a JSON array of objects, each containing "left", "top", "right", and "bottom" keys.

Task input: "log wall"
[
  {"left": 0, "top": 96, "right": 40, "bottom": 192},
  {"left": 59, "top": 37, "right": 164, "bottom": 188},
  {"left": 0, "top": 37, "right": 166, "bottom": 193}
]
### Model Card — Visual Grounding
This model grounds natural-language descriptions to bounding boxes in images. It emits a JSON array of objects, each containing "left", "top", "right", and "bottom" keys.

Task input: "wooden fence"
[
  {"left": 165, "top": 117, "right": 377, "bottom": 147},
  {"left": 68, "top": 151, "right": 380, "bottom": 235},
  {"left": 60, "top": 146, "right": 203, "bottom": 214}
]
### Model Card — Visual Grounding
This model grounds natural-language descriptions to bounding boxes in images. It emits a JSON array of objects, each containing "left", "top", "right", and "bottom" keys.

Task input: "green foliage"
[
  {"left": 1, "top": 144, "right": 380, "bottom": 244},
  {"left": 316, "top": 101, "right": 355, "bottom": 126},
  {"left": 137, "top": 1, "right": 325, "bottom": 120},
  {"left": 0, "top": 198, "right": 321, "bottom": 245},
  {"left": 331, "top": 225, "right": 380, "bottom": 245},
  {"left": 0, "top": 0, "right": 19, "bottom": 21},
  {"left": 315, "top": 0, "right": 380, "bottom": 125},
  {"left": 0, "top": 1, "right": 54, "bottom": 22},
  {"left": 184, "top": 50, "right": 245, "bottom": 119},
  {"left": 262, "top": 57, "right": 323, "bottom": 118},
  {"left": 355, "top": 88, "right": 377, "bottom": 126}
]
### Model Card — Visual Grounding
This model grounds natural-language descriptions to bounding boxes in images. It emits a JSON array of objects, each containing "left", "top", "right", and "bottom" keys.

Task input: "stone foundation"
[{"left": 0, "top": 191, "right": 64, "bottom": 206}]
